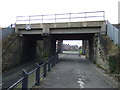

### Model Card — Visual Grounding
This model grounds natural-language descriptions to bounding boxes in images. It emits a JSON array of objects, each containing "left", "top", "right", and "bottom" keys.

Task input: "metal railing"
[
  {"left": 7, "top": 54, "right": 59, "bottom": 90},
  {"left": 107, "top": 21, "right": 120, "bottom": 46},
  {"left": 2, "top": 27, "right": 15, "bottom": 40},
  {"left": 16, "top": 11, "right": 105, "bottom": 24}
]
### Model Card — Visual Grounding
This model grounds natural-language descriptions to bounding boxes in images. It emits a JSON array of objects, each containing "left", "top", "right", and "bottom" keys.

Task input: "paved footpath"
[{"left": 38, "top": 53, "right": 113, "bottom": 88}]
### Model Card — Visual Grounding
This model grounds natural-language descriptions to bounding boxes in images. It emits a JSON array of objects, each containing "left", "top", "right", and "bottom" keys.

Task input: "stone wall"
[
  {"left": 93, "top": 34, "right": 118, "bottom": 73},
  {"left": 36, "top": 40, "right": 50, "bottom": 61},
  {"left": 2, "top": 34, "right": 21, "bottom": 72},
  {"left": 36, "top": 40, "right": 45, "bottom": 60},
  {"left": 2, "top": 35, "right": 46, "bottom": 72}
]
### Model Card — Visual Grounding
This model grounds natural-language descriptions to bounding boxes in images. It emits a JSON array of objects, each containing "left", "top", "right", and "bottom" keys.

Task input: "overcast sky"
[
  {"left": 0, "top": 0, "right": 120, "bottom": 27},
  {"left": 0, "top": 0, "right": 119, "bottom": 46},
  {"left": 63, "top": 40, "right": 82, "bottom": 47}
]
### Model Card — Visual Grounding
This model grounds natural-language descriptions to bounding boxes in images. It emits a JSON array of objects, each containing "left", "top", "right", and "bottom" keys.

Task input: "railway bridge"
[{"left": 15, "top": 11, "right": 106, "bottom": 62}]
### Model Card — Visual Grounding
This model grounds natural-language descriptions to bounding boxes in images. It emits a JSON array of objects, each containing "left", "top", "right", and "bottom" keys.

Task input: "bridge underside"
[
  {"left": 51, "top": 33, "right": 94, "bottom": 40},
  {"left": 22, "top": 33, "right": 94, "bottom": 40}
]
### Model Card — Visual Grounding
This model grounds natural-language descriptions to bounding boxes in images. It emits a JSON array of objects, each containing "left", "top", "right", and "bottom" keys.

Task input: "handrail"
[
  {"left": 27, "top": 68, "right": 37, "bottom": 75},
  {"left": 16, "top": 11, "right": 105, "bottom": 24},
  {"left": 40, "top": 63, "right": 45, "bottom": 68},
  {"left": 7, "top": 77, "right": 24, "bottom": 90},
  {"left": 6, "top": 54, "right": 59, "bottom": 90}
]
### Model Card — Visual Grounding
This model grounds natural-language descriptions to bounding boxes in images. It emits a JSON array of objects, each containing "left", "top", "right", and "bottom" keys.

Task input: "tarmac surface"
[{"left": 38, "top": 53, "right": 114, "bottom": 88}]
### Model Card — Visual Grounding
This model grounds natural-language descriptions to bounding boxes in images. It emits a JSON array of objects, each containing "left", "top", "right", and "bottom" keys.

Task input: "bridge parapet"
[
  {"left": 16, "top": 11, "right": 105, "bottom": 24},
  {"left": 15, "top": 11, "right": 106, "bottom": 35}
]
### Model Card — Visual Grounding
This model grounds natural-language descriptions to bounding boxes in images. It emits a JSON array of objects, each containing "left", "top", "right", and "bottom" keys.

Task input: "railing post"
[
  {"left": 48, "top": 59, "right": 51, "bottom": 71},
  {"left": 56, "top": 54, "right": 59, "bottom": 63},
  {"left": 29, "top": 16, "right": 31, "bottom": 24},
  {"left": 22, "top": 69, "right": 28, "bottom": 90},
  {"left": 43, "top": 63, "right": 47, "bottom": 77},
  {"left": 103, "top": 11, "right": 105, "bottom": 20},
  {"left": 55, "top": 55, "right": 57, "bottom": 64},
  {"left": 69, "top": 13, "right": 71, "bottom": 22},
  {"left": 36, "top": 63, "right": 40, "bottom": 86},
  {"left": 55, "top": 14, "right": 56, "bottom": 23},
  {"left": 53, "top": 56, "right": 55, "bottom": 66},
  {"left": 51, "top": 57, "right": 54, "bottom": 68},
  {"left": 57, "top": 54, "right": 59, "bottom": 62},
  {"left": 42, "top": 15, "right": 43, "bottom": 23},
  {"left": 54, "top": 56, "right": 56, "bottom": 64},
  {"left": 85, "top": 12, "right": 86, "bottom": 21}
]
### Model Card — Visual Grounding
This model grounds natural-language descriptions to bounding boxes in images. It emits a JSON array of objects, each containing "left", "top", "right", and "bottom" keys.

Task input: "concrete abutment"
[
  {"left": 57, "top": 40, "right": 63, "bottom": 53},
  {"left": 43, "top": 35, "right": 57, "bottom": 59}
]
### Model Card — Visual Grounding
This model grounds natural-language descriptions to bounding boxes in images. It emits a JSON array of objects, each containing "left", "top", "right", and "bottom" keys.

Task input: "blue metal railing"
[
  {"left": 7, "top": 54, "right": 59, "bottom": 90},
  {"left": 16, "top": 11, "right": 105, "bottom": 24}
]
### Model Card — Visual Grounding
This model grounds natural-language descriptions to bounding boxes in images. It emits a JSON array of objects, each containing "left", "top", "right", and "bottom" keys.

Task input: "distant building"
[{"left": 62, "top": 44, "right": 79, "bottom": 51}]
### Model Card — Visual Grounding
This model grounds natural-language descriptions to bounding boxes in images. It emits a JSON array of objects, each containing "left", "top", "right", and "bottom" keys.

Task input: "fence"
[
  {"left": 2, "top": 25, "right": 15, "bottom": 40},
  {"left": 7, "top": 54, "right": 59, "bottom": 90},
  {"left": 16, "top": 11, "right": 105, "bottom": 24},
  {"left": 107, "top": 21, "right": 120, "bottom": 46}
]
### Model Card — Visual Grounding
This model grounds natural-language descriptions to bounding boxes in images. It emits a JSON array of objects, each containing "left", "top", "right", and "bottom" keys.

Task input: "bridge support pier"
[
  {"left": 43, "top": 35, "right": 57, "bottom": 59},
  {"left": 51, "top": 39, "right": 56, "bottom": 55},
  {"left": 57, "top": 40, "right": 63, "bottom": 53},
  {"left": 82, "top": 40, "right": 88, "bottom": 55},
  {"left": 43, "top": 35, "right": 51, "bottom": 58},
  {"left": 89, "top": 36, "right": 95, "bottom": 62}
]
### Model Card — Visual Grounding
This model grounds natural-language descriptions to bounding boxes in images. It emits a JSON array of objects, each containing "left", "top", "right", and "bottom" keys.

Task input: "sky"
[
  {"left": 63, "top": 40, "right": 82, "bottom": 47},
  {"left": 0, "top": 0, "right": 120, "bottom": 27},
  {"left": 0, "top": 0, "right": 120, "bottom": 46}
]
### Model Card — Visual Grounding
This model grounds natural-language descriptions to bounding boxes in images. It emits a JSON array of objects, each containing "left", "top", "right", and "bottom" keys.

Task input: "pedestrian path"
[{"left": 37, "top": 54, "right": 112, "bottom": 88}]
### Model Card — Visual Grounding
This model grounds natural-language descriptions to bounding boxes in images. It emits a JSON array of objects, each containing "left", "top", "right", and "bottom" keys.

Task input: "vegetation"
[
  {"left": 109, "top": 46, "right": 120, "bottom": 81},
  {"left": 36, "top": 42, "right": 49, "bottom": 61},
  {"left": 41, "top": 50, "right": 49, "bottom": 60},
  {"left": 96, "top": 35, "right": 120, "bottom": 82}
]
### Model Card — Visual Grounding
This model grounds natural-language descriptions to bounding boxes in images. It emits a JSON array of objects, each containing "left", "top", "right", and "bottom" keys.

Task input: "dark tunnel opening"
[{"left": 20, "top": 33, "right": 95, "bottom": 64}]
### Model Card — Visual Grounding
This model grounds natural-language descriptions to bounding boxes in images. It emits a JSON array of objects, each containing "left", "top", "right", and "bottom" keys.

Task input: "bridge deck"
[{"left": 15, "top": 21, "right": 106, "bottom": 35}]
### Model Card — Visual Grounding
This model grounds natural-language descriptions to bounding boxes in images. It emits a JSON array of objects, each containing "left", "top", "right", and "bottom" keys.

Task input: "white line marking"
[{"left": 78, "top": 78, "right": 84, "bottom": 88}]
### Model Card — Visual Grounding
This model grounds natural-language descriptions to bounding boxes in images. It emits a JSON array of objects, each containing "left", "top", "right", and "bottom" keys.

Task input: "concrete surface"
[
  {"left": 38, "top": 53, "right": 114, "bottom": 88},
  {"left": 16, "top": 21, "right": 106, "bottom": 35}
]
